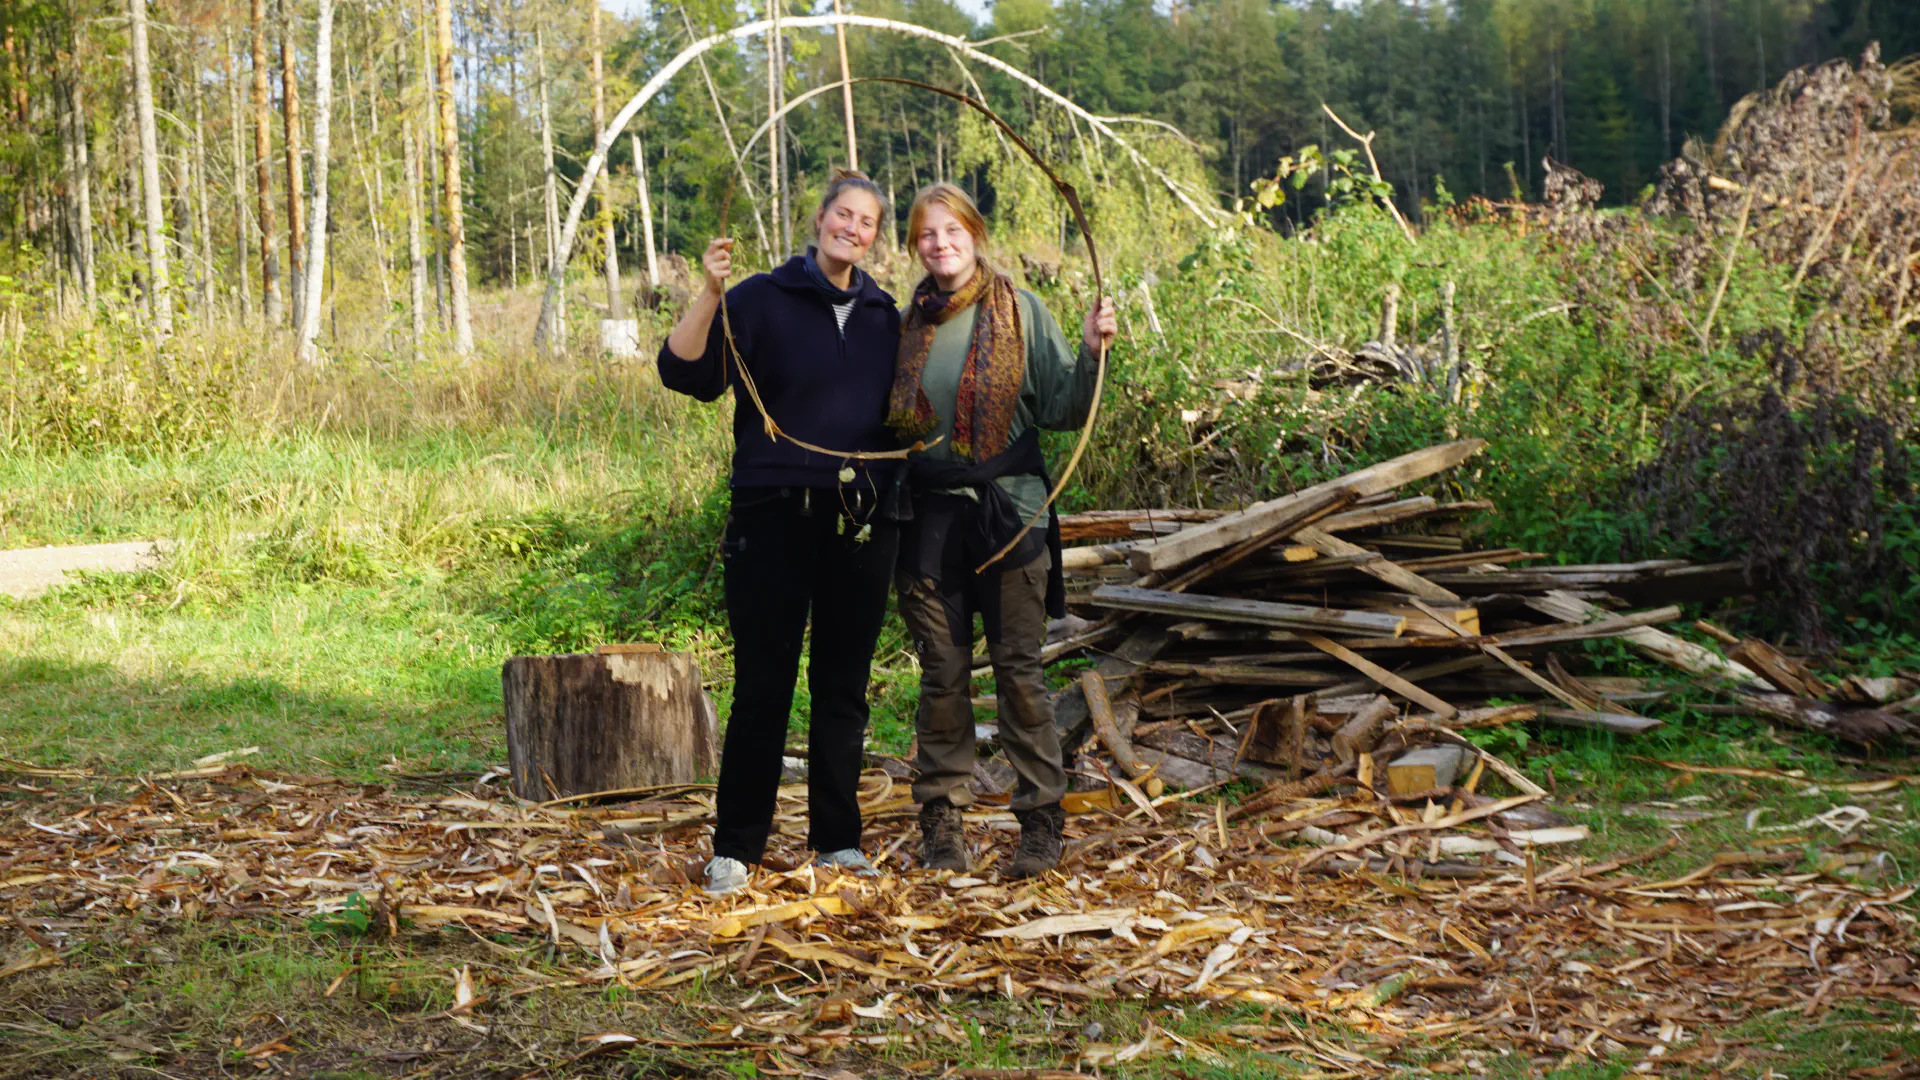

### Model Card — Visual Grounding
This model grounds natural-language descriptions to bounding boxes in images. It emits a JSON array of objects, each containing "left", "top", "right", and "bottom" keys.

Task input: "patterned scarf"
[{"left": 888, "top": 259, "right": 1025, "bottom": 462}]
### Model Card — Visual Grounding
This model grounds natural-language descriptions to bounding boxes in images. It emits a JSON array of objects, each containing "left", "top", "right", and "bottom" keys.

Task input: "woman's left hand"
[{"left": 1082, "top": 297, "right": 1117, "bottom": 355}]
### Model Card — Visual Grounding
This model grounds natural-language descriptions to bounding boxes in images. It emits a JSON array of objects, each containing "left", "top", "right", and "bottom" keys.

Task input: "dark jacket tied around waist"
[{"left": 656, "top": 254, "right": 902, "bottom": 491}]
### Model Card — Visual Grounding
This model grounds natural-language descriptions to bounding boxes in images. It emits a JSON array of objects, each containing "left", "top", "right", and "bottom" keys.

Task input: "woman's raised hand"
[
  {"left": 701, "top": 237, "right": 735, "bottom": 296},
  {"left": 1082, "top": 297, "right": 1117, "bottom": 356}
]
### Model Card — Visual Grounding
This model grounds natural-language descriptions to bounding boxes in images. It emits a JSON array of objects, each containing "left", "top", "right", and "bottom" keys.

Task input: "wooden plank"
[
  {"left": 1053, "top": 624, "right": 1176, "bottom": 752},
  {"left": 1524, "top": 590, "right": 1764, "bottom": 686},
  {"left": 1296, "top": 631, "right": 1458, "bottom": 719},
  {"left": 1082, "top": 670, "right": 1150, "bottom": 779},
  {"left": 1127, "top": 439, "right": 1489, "bottom": 573},
  {"left": 1331, "top": 695, "right": 1397, "bottom": 762},
  {"left": 1291, "top": 524, "right": 1463, "bottom": 603},
  {"left": 1162, "top": 489, "right": 1353, "bottom": 593},
  {"left": 1090, "top": 584, "right": 1407, "bottom": 637},
  {"left": 1144, "top": 661, "right": 1345, "bottom": 687},
  {"left": 1315, "top": 496, "right": 1437, "bottom": 532},
  {"left": 1488, "top": 605, "right": 1683, "bottom": 647}
]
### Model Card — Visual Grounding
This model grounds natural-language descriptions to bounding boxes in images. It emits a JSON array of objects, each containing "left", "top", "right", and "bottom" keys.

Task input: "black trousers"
[{"left": 711, "top": 487, "right": 899, "bottom": 863}]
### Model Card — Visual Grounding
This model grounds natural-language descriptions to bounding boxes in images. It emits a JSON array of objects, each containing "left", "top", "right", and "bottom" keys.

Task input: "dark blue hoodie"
[{"left": 657, "top": 255, "right": 902, "bottom": 490}]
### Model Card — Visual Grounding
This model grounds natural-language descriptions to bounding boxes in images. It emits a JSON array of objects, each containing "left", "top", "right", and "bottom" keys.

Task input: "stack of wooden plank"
[{"left": 1029, "top": 439, "right": 1772, "bottom": 806}]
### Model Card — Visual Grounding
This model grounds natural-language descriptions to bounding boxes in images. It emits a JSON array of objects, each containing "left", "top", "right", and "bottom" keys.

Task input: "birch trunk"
[
  {"left": 296, "top": 0, "right": 334, "bottom": 363},
  {"left": 250, "top": 0, "right": 281, "bottom": 323},
  {"left": 282, "top": 0, "right": 307, "bottom": 329},
  {"left": 535, "top": 23, "right": 565, "bottom": 347},
  {"left": 225, "top": 29, "right": 251, "bottom": 318},
  {"left": 129, "top": 0, "right": 172, "bottom": 335},
  {"left": 434, "top": 0, "right": 473, "bottom": 354},
  {"left": 632, "top": 132, "right": 657, "bottom": 288},
  {"left": 344, "top": 54, "right": 392, "bottom": 319},
  {"left": 832, "top": 0, "right": 856, "bottom": 170},
  {"left": 766, "top": 0, "right": 782, "bottom": 258},
  {"left": 420, "top": 0, "right": 445, "bottom": 325},
  {"left": 66, "top": 43, "right": 97, "bottom": 308},
  {"left": 193, "top": 89, "right": 217, "bottom": 317},
  {"left": 404, "top": 116, "right": 427, "bottom": 362},
  {"left": 591, "top": 2, "right": 622, "bottom": 319}
]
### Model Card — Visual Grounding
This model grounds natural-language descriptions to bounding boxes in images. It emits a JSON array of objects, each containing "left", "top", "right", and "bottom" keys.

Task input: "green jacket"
[{"left": 915, "top": 288, "right": 1100, "bottom": 522}]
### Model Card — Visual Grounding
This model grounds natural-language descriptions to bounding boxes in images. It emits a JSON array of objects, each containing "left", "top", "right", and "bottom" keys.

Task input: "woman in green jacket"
[{"left": 888, "top": 183, "right": 1115, "bottom": 878}]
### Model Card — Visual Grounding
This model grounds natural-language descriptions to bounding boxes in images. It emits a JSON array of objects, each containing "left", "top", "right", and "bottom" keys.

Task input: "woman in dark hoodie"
[{"left": 658, "top": 170, "right": 900, "bottom": 896}]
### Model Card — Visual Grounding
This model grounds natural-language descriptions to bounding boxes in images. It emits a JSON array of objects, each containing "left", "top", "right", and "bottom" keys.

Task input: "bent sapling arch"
[{"left": 530, "top": 12, "right": 1222, "bottom": 349}]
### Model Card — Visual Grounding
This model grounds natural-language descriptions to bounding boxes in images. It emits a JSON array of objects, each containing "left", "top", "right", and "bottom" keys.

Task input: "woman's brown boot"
[
  {"left": 918, "top": 798, "right": 969, "bottom": 871},
  {"left": 1009, "top": 803, "right": 1065, "bottom": 879}
]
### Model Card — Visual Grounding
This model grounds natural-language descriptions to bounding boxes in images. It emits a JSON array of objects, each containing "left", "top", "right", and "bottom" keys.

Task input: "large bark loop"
[
  {"left": 531, "top": 12, "right": 1216, "bottom": 350},
  {"left": 711, "top": 75, "right": 1105, "bottom": 479}
]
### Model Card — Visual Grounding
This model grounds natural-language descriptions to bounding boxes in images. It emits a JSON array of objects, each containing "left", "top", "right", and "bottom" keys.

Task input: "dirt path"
[{"left": 0, "top": 540, "right": 168, "bottom": 600}]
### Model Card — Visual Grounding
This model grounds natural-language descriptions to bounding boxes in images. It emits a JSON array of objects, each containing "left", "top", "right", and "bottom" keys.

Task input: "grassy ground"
[{"left": 3, "top": 422, "right": 1918, "bottom": 1078}]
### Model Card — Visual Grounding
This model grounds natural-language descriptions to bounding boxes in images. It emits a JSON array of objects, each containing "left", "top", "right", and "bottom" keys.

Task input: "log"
[
  {"left": 1090, "top": 585, "right": 1407, "bottom": 636},
  {"left": 1731, "top": 692, "right": 1918, "bottom": 748},
  {"left": 503, "top": 651, "right": 718, "bottom": 800},
  {"left": 1331, "top": 694, "right": 1397, "bottom": 762},
  {"left": 1054, "top": 623, "right": 1175, "bottom": 751},
  {"left": 1082, "top": 670, "right": 1149, "bottom": 779},
  {"left": 1126, "top": 439, "right": 1488, "bottom": 573}
]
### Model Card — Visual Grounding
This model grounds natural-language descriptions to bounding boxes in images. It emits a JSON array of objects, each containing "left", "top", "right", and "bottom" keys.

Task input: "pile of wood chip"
[
  {"left": 2, "top": 763, "right": 1916, "bottom": 1071},
  {"left": 1022, "top": 438, "right": 1917, "bottom": 839}
]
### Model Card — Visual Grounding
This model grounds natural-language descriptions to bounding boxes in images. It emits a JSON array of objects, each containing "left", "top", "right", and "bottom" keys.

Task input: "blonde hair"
[{"left": 906, "top": 183, "right": 988, "bottom": 248}]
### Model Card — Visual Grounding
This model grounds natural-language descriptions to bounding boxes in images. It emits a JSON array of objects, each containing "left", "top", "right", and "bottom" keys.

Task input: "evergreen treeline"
[{"left": 0, "top": 0, "right": 1912, "bottom": 334}]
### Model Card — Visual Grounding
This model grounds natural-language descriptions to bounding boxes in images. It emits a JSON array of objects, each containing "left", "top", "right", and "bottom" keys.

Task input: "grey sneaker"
[
  {"left": 815, "top": 849, "right": 879, "bottom": 876},
  {"left": 703, "top": 856, "right": 749, "bottom": 895},
  {"left": 918, "top": 798, "right": 969, "bottom": 871}
]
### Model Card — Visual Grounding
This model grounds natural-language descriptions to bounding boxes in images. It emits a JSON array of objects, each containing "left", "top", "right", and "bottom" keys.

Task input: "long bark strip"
[
  {"left": 434, "top": 0, "right": 472, "bottom": 353},
  {"left": 250, "top": 0, "right": 280, "bottom": 324},
  {"left": 531, "top": 13, "right": 1199, "bottom": 348},
  {"left": 281, "top": 0, "right": 307, "bottom": 329},
  {"left": 128, "top": 0, "right": 172, "bottom": 335},
  {"left": 295, "top": 0, "right": 334, "bottom": 363}
]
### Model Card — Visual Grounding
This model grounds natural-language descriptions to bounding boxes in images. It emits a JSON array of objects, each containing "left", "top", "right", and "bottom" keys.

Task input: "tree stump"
[{"left": 503, "top": 648, "right": 719, "bottom": 801}]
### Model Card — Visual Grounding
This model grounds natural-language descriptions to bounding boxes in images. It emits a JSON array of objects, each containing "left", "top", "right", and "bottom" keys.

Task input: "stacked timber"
[{"left": 998, "top": 439, "right": 1870, "bottom": 823}]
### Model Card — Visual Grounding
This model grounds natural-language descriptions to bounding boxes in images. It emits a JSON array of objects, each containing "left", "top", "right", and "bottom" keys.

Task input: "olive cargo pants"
[{"left": 898, "top": 550, "right": 1067, "bottom": 812}]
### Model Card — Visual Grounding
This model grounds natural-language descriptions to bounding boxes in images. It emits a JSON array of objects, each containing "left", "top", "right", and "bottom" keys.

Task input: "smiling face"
[
  {"left": 914, "top": 203, "right": 979, "bottom": 291},
  {"left": 814, "top": 189, "right": 882, "bottom": 269}
]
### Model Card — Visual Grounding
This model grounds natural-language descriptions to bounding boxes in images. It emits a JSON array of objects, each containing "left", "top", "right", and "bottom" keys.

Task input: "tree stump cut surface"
[{"left": 503, "top": 651, "right": 718, "bottom": 800}]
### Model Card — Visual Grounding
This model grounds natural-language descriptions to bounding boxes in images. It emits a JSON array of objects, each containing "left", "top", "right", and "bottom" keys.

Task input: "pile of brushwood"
[{"left": 1010, "top": 438, "right": 1919, "bottom": 845}]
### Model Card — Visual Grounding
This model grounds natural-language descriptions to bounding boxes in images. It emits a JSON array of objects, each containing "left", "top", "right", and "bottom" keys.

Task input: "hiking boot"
[
  {"left": 1008, "top": 803, "right": 1065, "bottom": 879},
  {"left": 703, "top": 855, "right": 749, "bottom": 896},
  {"left": 918, "top": 798, "right": 969, "bottom": 871},
  {"left": 815, "top": 848, "right": 880, "bottom": 877}
]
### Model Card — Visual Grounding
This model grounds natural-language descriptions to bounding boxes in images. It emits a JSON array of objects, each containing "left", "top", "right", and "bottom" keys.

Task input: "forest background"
[
  {"left": 0, "top": 0, "right": 1915, "bottom": 777},
  {"left": 0, "top": 0, "right": 1919, "bottom": 1073}
]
